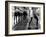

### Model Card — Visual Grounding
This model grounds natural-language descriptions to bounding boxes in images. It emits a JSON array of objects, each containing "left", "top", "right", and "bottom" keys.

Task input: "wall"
[{"left": 0, "top": 0, "right": 46, "bottom": 37}]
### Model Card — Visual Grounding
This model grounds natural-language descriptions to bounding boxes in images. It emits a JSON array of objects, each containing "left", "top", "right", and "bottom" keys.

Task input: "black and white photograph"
[
  {"left": 12, "top": 6, "right": 40, "bottom": 30},
  {"left": 5, "top": 1, "right": 45, "bottom": 36}
]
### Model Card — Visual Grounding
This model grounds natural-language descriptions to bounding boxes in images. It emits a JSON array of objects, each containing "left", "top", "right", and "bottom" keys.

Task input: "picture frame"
[{"left": 5, "top": 1, "right": 45, "bottom": 36}]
